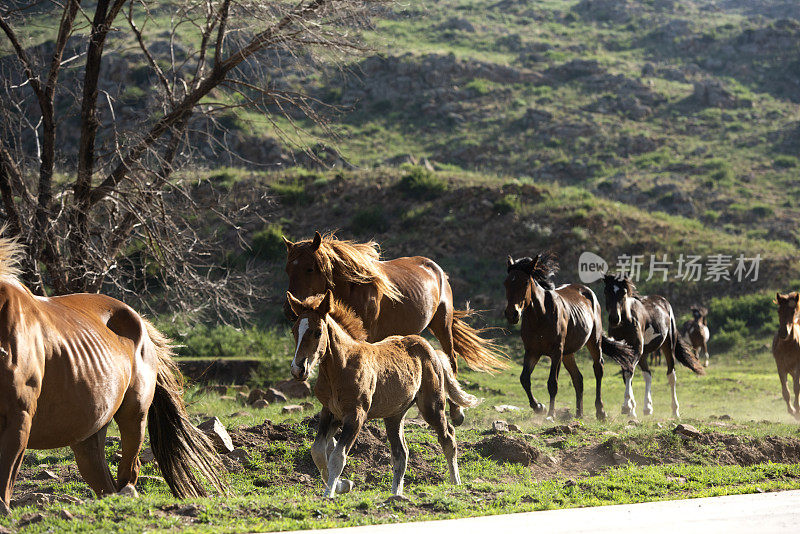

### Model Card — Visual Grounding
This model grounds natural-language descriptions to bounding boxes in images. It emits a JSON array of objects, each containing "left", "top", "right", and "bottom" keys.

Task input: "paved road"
[{"left": 279, "top": 490, "right": 800, "bottom": 534}]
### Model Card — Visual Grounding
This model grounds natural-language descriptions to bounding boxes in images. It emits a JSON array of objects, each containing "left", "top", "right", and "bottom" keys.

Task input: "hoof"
[
  {"left": 545, "top": 415, "right": 555, "bottom": 422},
  {"left": 117, "top": 484, "right": 139, "bottom": 498},
  {"left": 621, "top": 405, "right": 631, "bottom": 415},
  {"left": 532, "top": 402, "right": 546, "bottom": 414},
  {"left": 0, "top": 500, "right": 9, "bottom": 516},
  {"left": 596, "top": 410, "right": 607, "bottom": 421},
  {"left": 450, "top": 407, "right": 465, "bottom": 427},
  {"left": 335, "top": 479, "right": 354, "bottom": 494},
  {"left": 643, "top": 406, "right": 653, "bottom": 416},
  {"left": 704, "top": 359, "right": 709, "bottom": 367}
]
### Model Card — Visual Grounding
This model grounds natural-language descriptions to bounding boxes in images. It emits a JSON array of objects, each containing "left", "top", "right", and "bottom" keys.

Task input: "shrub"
[
  {"left": 251, "top": 224, "right": 287, "bottom": 262},
  {"left": 350, "top": 207, "right": 390, "bottom": 234},
  {"left": 270, "top": 180, "right": 308, "bottom": 205},
  {"left": 397, "top": 166, "right": 448, "bottom": 199},
  {"left": 774, "top": 155, "right": 798, "bottom": 169},
  {"left": 707, "top": 291, "right": 775, "bottom": 350},
  {"left": 493, "top": 194, "right": 522, "bottom": 215}
]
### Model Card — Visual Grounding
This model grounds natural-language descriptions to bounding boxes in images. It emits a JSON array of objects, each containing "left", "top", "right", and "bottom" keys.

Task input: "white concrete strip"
[{"left": 273, "top": 490, "right": 800, "bottom": 534}]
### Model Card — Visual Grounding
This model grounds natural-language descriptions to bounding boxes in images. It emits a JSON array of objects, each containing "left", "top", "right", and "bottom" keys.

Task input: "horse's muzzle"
[{"left": 291, "top": 363, "right": 308, "bottom": 381}]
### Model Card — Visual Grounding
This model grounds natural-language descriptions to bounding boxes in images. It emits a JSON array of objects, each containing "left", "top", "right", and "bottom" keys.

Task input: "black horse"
[{"left": 603, "top": 274, "right": 705, "bottom": 419}]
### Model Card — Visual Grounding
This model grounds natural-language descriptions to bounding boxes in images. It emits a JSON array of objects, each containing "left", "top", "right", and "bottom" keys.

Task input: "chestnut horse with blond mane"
[
  {"left": 0, "top": 235, "right": 225, "bottom": 514},
  {"left": 283, "top": 232, "right": 506, "bottom": 424},
  {"left": 773, "top": 292, "right": 800, "bottom": 419},
  {"left": 286, "top": 290, "right": 479, "bottom": 498}
]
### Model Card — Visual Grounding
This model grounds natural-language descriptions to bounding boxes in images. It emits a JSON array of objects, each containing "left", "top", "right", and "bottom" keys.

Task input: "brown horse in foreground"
[
  {"left": 0, "top": 237, "right": 225, "bottom": 514},
  {"left": 283, "top": 232, "right": 506, "bottom": 424},
  {"left": 682, "top": 306, "right": 711, "bottom": 368},
  {"left": 773, "top": 292, "right": 800, "bottom": 419},
  {"left": 603, "top": 274, "right": 705, "bottom": 419},
  {"left": 286, "top": 290, "right": 479, "bottom": 498},
  {"left": 504, "top": 253, "right": 637, "bottom": 421}
]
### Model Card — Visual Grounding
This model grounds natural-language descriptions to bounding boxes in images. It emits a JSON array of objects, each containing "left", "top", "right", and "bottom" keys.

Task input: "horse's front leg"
[
  {"left": 792, "top": 373, "right": 800, "bottom": 418},
  {"left": 0, "top": 409, "right": 32, "bottom": 516},
  {"left": 520, "top": 349, "right": 544, "bottom": 413},
  {"left": 310, "top": 408, "right": 337, "bottom": 483},
  {"left": 324, "top": 411, "right": 365, "bottom": 499},
  {"left": 546, "top": 351, "right": 563, "bottom": 420}
]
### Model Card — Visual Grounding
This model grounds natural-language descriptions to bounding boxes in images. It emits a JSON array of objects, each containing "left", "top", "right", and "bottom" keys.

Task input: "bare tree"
[{"left": 0, "top": 0, "right": 379, "bottom": 315}]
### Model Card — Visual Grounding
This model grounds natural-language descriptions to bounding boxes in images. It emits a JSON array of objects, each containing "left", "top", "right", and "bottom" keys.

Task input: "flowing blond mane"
[
  {"left": 0, "top": 230, "right": 23, "bottom": 284},
  {"left": 291, "top": 232, "right": 403, "bottom": 302},
  {"left": 300, "top": 294, "right": 368, "bottom": 341}
]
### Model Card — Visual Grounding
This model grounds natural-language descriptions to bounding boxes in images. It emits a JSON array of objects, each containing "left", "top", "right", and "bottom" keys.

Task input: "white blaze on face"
[{"left": 292, "top": 318, "right": 309, "bottom": 375}]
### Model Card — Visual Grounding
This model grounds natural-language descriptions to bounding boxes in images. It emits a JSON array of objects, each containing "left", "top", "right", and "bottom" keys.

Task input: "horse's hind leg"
[
  {"left": 70, "top": 425, "right": 117, "bottom": 498},
  {"left": 562, "top": 353, "right": 583, "bottom": 419},
  {"left": 0, "top": 410, "right": 33, "bottom": 515},
  {"left": 586, "top": 338, "right": 606, "bottom": 420},
  {"left": 546, "top": 353, "right": 563, "bottom": 420},
  {"left": 417, "top": 377, "right": 460, "bottom": 484},
  {"left": 384, "top": 414, "right": 409, "bottom": 495},
  {"left": 639, "top": 357, "right": 654, "bottom": 416},
  {"left": 114, "top": 397, "right": 149, "bottom": 495},
  {"left": 428, "top": 303, "right": 464, "bottom": 426},
  {"left": 778, "top": 370, "right": 794, "bottom": 416}
]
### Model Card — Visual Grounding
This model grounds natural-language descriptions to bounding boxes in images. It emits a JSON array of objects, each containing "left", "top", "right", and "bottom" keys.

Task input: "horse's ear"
[
  {"left": 506, "top": 255, "right": 514, "bottom": 269},
  {"left": 318, "top": 289, "right": 333, "bottom": 315},
  {"left": 777, "top": 292, "right": 785, "bottom": 304},
  {"left": 286, "top": 292, "right": 304, "bottom": 317},
  {"left": 282, "top": 236, "right": 294, "bottom": 251},
  {"left": 311, "top": 231, "right": 322, "bottom": 251}
]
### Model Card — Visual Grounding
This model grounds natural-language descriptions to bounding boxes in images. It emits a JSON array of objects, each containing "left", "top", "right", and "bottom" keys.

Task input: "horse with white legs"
[
  {"left": 286, "top": 290, "right": 479, "bottom": 498},
  {"left": 603, "top": 274, "right": 705, "bottom": 419}
]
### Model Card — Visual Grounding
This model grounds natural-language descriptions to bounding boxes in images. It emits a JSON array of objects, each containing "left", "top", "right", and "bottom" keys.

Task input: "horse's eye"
[{"left": 306, "top": 268, "right": 314, "bottom": 274}]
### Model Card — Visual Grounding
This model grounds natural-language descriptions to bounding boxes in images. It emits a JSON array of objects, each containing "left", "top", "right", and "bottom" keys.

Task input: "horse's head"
[
  {"left": 603, "top": 273, "right": 632, "bottom": 327},
  {"left": 283, "top": 232, "right": 327, "bottom": 320},
  {"left": 691, "top": 306, "right": 708, "bottom": 324},
  {"left": 503, "top": 255, "right": 534, "bottom": 324},
  {"left": 776, "top": 292, "right": 799, "bottom": 341},
  {"left": 286, "top": 290, "right": 333, "bottom": 380}
]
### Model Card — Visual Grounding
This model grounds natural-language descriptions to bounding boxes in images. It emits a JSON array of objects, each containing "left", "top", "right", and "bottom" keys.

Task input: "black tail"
[
  {"left": 601, "top": 335, "right": 637, "bottom": 375},
  {"left": 144, "top": 320, "right": 228, "bottom": 498},
  {"left": 674, "top": 335, "right": 705, "bottom": 375}
]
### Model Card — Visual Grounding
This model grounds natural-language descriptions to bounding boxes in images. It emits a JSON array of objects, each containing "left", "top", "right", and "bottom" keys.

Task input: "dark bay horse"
[
  {"left": 0, "top": 236, "right": 225, "bottom": 514},
  {"left": 286, "top": 290, "right": 479, "bottom": 498},
  {"left": 504, "top": 253, "right": 636, "bottom": 420},
  {"left": 773, "top": 292, "right": 800, "bottom": 419},
  {"left": 682, "top": 306, "right": 711, "bottom": 368},
  {"left": 603, "top": 274, "right": 705, "bottom": 419},
  {"left": 283, "top": 232, "right": 506, "bottom": 424}
]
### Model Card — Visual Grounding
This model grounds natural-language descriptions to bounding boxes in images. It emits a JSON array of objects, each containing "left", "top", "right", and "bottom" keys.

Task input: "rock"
[
  {"left": 493, "top": 404, "right": 521, "bottom": 413},
  {"left": 273, "top": 380, "right": 313, "bottom": 399},
  {"left": 475, "top": 435, "right": 539, "bottom": 466},
  {"left": 265, "top": 388, "right": 288, "bottom": 403},
  {"left": 437, "top": 17, "right": 476, "bottom": 32},
  {"left": 35, "top": 469, "right": 59, "bottom": 481},
  {"left": 386, "top": 494, "right": 411, "bottom": 503},
  {"left": 137, "top": 475, "right": 165, "bottom": 485},
  {"left": 228, "top": 411, "right": 251, "bottom": 418},
  {"left": 542, "top": 454, "right": 559, "bottom": 466},
  {"left": 719, "top": 414, "right": 732, "bottom": 420},
  {"left": 197, "top": 417, "right": 235, "bottom": 453},
  {"left": 693, "top": 80, "right": 751, "bottom": 109},
  {"left": 252, "top": 399, "right": 269, "bottom": 409},
  {"left": 17, "top": 513, "right": 44, "bottom": 527},
  {"left": 300, "top": 401, "right": 315, "bottom": 410},
  {"left": 674, "top": 423, "right": 701, "bottom": 439},
  {"left": 282, "top": 404, "right": 304, "bottom": 414},
  {"left": 227, "top": 448, "right": 251, "bottom": 464},
  {"left": 492, "top": 420, "right": 509, "bottom": 433},
  {"left": 544, "top": 436, "right": 567, "bottom": 448},
  {"left": 612, "top": 452, "right": 628, "bottom": 465},
  {"left": 666, "top": 476, "right": 687, "bottom": 484},
  {"left": 12, "top": 493, "right": 52, "bottom": 507},
  {"left": 247, "top": 389, "right": 267, "bottom": 405},
  {"left": 59, "top": 509, "right": 74, "bottom": 521},
  {"left": 508, "top": 423, "right": 521, "bottom": 432},
  {"left": 235, "top": 392, "right": 249, "bottom": 404},
  {"left": 140, "top": 447, "right": 155, "bottom": 464}
]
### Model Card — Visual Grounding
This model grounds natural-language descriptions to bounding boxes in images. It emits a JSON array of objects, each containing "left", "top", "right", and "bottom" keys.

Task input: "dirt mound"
[{"left": 474, "top": 435, "right": 539, "bottom": 466}]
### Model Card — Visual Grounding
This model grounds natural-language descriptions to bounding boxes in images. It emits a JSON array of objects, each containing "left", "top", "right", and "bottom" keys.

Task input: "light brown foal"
[
  {"left": 287, "top": 290, "right": 479, "bottom": 498},
  {"left": 0, "top": 236, "right": 224, "bottom": 514},
  {"left": 773, "top": 292, "right": 800, "bottom": 420}
]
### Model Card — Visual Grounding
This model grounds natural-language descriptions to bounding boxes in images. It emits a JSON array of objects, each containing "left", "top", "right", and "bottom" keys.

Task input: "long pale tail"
[
  {"left": 601, "top": 335, "right": 638, "bottom": 375},
  {"left": 674, "top": 334, "right": 706, "bottom": 375},
  {"left": 435, "top": 350, "right": 481, "bottom": 408},
  {"left": 143, "top": 320, "right": 228, "bottom": 498},
  {"left": 451, "top": 308, "right": 509, "bottom": 374}
]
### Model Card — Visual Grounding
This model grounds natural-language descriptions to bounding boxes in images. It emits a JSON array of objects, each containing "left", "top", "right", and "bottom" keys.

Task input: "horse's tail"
[
  {"left": 674, "top": 333, "right": 706, "bottom": 375},
  {"left": 435, "top": 350, "right": 481, "bottom": 408},
  {"left": 143, "top": 320, "right": 228, "bottom": 498},
  {"left": 452, "top": 308, "right": 509, "bottom": 374},
  {"left": 601, "top": 334, "right": 637, "bottom": 375}
]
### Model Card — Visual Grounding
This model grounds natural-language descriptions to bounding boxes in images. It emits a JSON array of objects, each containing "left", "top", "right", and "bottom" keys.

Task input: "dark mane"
[
  {"left": 508, "top": 251, "right": 559, "bottom": 290},
  {"left": 691, "top": 305, "right": 708, "bottom": 317},
  {"left": 603, "top": 273, "right": 640, "bottom": 299}
]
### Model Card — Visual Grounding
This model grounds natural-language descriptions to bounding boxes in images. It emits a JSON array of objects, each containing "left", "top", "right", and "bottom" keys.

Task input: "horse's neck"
[
  {"left": 323, "top": 317, "right": 358, "bottom": 370},
  {"left": 527, "top": 280, "right": 547, "bottom": 315}
]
